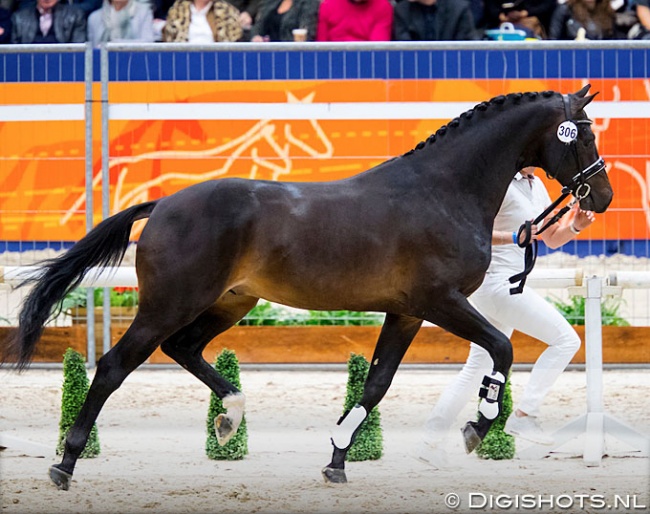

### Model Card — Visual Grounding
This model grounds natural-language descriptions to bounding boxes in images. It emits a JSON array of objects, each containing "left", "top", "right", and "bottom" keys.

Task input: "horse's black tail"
[{"left": 2, "top": 201, "right": 158, "bottom": 370}]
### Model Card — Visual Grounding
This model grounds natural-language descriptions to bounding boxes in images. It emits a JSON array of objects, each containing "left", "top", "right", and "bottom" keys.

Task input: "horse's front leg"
[
  {"left": 322, "top": 314, "right": 422, "bottom": 484},
  {"left": 424, "top": 292, "right": 513, "bottom": 454}
]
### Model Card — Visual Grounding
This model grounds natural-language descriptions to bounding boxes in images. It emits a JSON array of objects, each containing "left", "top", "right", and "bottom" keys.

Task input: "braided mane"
[{"left": 404, "top": 90, "right": 557, "bottom": 157}]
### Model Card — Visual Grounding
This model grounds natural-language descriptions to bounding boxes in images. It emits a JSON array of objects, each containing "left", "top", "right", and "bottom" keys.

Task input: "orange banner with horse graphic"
[{"left": 0, "top": 77, "right": 648, "bottom": 244}]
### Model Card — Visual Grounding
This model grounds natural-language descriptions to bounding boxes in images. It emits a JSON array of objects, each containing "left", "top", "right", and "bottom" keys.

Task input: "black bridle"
[{"left": 508, "top": 94, "right": 607, "bottom": 295}]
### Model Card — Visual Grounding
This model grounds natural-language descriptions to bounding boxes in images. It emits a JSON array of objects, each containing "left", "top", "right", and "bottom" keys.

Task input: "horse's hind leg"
[
  {"left": 160, "top": 294, "right": 259, "bottom": 445},
  {"left": 50, "top": 317, "right": 179, "bottom": 490},
  {"left": 423, "top": 292, "right": 513, "bottom": 454},
  {"left": 322, "top": 313, "right": 422, "bottom": 484}
]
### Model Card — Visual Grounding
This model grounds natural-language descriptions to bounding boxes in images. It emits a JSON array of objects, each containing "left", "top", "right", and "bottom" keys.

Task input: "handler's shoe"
[
  {"left": 413, "top": 440, "right": 450, "bottom": 470},
  {"left": 505, "top": 414, "right": 554, "bottom": 445}
]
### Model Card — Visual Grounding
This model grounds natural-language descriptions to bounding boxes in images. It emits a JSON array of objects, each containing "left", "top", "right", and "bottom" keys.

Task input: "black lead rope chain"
[{"left": 508, "top": 220, "right": 538, "bottom": 295}]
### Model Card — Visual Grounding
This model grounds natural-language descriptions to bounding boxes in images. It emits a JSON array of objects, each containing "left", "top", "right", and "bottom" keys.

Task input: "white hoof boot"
[
  {"left": 478, "top": 371, "right": 506, "bottom": 420},
  {"left": 215, "top": 392, "right": 245, "bottom": 446}
]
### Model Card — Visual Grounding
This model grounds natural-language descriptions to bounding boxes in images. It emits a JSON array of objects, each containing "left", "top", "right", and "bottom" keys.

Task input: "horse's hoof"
[
  {"left": 49, "top": 465, "right": 72, "bottom": 491},
  {"left": 321, "top": 466, "right": 347, "bottom": 484},
  {"left": 215, "top": 414, "right": 234, "bottom": 446},
  {"left": 462, "top": 422, "right": 482, "bottom": 454}
]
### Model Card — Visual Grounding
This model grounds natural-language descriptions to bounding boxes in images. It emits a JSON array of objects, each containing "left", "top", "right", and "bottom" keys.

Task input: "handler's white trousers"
[{"left": 423, "top": 273, "right": 581, "bottom": 443}]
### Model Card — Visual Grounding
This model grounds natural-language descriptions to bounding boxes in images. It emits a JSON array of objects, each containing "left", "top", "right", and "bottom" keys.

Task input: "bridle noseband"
[{"left": 508, "top": 94, "right": 607, "bottom": 295}]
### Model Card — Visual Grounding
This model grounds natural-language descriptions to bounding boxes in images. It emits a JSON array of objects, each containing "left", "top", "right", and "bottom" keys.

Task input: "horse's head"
[{"left": 533, "top": 85, "right": 613, "bottom": 213}]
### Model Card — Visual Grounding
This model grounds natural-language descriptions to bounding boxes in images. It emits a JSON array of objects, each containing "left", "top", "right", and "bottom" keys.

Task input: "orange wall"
[{"left": 0, "top": 78, "right": 646, "bottom": 242}]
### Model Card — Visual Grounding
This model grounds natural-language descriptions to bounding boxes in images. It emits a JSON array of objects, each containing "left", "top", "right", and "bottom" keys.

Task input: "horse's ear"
[
  {"left": 573, "top": 92, "right": 599, "bottom": 114},
  {"left": 571, "top": 84, "right": 598, "bottom": 114}
]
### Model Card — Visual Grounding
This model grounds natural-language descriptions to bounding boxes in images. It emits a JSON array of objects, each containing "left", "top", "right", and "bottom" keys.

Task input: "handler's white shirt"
[{"left": 488, "top": 173, "right": 552, "bottom": 275}]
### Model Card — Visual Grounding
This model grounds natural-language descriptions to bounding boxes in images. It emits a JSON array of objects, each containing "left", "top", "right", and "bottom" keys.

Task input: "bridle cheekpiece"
[
  {"left": 508, "top": 94, "right": 606, "bottom": 295},
  {"left": 549, "top": 94, "right": 607, "bottom": 199}
]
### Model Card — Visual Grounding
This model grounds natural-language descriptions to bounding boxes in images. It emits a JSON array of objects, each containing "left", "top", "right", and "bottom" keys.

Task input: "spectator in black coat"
[
  {"left": 11, "top": 0, "right": 86, "bottom": 43},
  {"left": 0, "top": 6, "right": 10, "bottom": 43},
  {"left": 549, "top": 0, "right": 615, "bottom": 40},
  {"left": 483, "top": 0, "right": 557, "bottom": 37},
  {"left": 393, "top": 0, "right": 480, "bottom": 41},
  {"left": 5, "top": 0, "right": 100, "bottom": 17},
  {"left": 631, "top": 0, "right": 650, "bottom": 39}
]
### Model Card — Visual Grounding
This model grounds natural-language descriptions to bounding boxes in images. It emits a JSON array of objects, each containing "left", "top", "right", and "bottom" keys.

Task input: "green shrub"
[
  {"left": 475, "top": 373, "right": 514, "bottom": 460},
  {"left": 206, "top": 349, "right": 248, "bottom": 460},
  {"left": 238, "top": 301, "right": 384, "bottom": 326},
  {"left": 301, "top": 310, "right": 385, "bottom": 326},
  {"left": 342, "top": 353, "right": 383, "bottom": 462},
  {"left": 237, "top": 301, "right": 284, "bottom": 325},
  {"left": 56, "top": 348, "right": 100, "bottom": 458},
  {"left": 547, "top": 295, "right": 629, "bottom": 326},
  {"left": 62, "top": 287, "right": 138, "bottom": 310}
]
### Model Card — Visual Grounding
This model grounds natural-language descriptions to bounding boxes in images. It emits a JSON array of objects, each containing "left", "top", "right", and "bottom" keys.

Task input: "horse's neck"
[{"left": 433, "top": 103, "right": 551, "bottom": 218}]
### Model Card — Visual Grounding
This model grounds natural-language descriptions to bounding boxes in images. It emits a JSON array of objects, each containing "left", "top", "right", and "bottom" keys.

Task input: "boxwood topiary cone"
[
  {"left": 206, "top": 349, "right": 248, "bottom": 460},
  {"left": 343, "top": 353, "right": 383, "bottom": 462},
  {"left": 56, "top": 348, "right": 100, "bottom": 458},
  {"left": 475, "top": 372, "right": 515, "bottom": 460}
]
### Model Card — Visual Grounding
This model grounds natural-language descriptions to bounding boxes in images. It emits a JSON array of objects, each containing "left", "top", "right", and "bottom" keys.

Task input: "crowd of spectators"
[{"left": 0, "top": 0, "right": 648, "bottom": 44}]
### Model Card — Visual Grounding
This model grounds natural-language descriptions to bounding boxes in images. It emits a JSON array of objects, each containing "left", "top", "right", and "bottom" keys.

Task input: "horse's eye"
[{"left": 581, "top": 133, "right": 595, "bottom": 145}]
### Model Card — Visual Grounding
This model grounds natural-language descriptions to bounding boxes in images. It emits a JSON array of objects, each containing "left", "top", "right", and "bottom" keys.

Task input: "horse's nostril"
[
  {"left": 584, "top": 190, "right": 613, "bottom": 214},
  {"left": 598, "top": 192, "right": 614, "bottom": 213}
]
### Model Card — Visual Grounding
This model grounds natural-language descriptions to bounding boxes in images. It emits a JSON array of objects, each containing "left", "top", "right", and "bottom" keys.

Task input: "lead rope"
[{"left": 508, "top": 192, "right": 574, "bottom": 295}]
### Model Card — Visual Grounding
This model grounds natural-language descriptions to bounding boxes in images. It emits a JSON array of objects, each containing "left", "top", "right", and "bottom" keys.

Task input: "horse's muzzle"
[{"left": 580, "top": 188, "right": 613, "bottom": 213}]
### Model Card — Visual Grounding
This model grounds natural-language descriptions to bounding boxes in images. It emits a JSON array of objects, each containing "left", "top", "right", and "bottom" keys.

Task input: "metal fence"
[
  {"left": 1, "top": 41, "right": 650, "bottom": 341},
  {"left": 0, "top": 44, "right": 97, "bottom": 352}
]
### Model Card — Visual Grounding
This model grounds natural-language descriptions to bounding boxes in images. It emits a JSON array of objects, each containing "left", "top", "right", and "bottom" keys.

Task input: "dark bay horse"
[{"left": 2, "top": 86, "right": 612, "bottom": 488}]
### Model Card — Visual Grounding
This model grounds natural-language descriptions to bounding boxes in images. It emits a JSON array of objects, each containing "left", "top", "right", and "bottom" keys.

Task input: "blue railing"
[{"left": 1, "top": 41, "right": 648, "bottom": 82}]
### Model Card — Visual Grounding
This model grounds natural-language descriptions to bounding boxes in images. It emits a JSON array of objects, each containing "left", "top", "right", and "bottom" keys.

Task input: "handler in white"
[{"left": 418, "top": 166, "right": 596, "bottom": 467}]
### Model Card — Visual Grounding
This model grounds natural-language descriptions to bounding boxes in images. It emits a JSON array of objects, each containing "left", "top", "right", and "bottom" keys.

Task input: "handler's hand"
[{"left": 572, "top": 205, "right": 595, "bottom": 232}]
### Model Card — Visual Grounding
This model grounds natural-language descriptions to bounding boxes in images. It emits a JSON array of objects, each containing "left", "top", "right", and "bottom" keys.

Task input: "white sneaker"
[
  {"left": 505, "top": 414, "right": 554, "bottom": 445},
  {"left": 413, "top": 440, "right": 450, "bottom": 470}
]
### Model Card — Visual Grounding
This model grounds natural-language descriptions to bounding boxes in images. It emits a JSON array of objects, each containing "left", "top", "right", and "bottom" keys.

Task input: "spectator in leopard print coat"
[{"left": 163, "top": 0, "right": 243, "bottom": 42}]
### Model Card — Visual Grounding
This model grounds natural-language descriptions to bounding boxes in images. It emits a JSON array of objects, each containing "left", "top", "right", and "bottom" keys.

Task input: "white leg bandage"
[
  {"left": 331, "top": 405, "right": 367, "bottom": 449},
  {"left": 478, "top": 371, "right": 505, "bottom": 420},
  {"left": 222, "top": 392, "right": 246, "bottom": 432}
]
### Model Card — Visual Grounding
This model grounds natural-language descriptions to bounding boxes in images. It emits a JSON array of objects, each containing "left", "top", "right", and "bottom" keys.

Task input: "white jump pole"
[
  {"left": 1, "top": 266, "right": 579, "bottom": 292},
  {"left": 520, "top": 275, "right": 650, "bottom": 465},
  {"left": 584, "top": 276, "right": 606, "bottom": 465},
  {"left": 0, "top": 266, "right": 138, "bottom": 288},
  {"left": 527, "top": 267, "right": 584, "bottom": 289},
  {"left": 608, "top": 270, "right": 650, "bottom": 288},
  {"left": 0, "top": 433, "right": 54, "bottom": 458},
  {"left": 0, "top": 265, "right": 138, "bottom": 370}
]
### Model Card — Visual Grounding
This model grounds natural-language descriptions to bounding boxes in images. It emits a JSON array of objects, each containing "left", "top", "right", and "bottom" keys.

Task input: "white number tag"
[{"left": 557, "top": 121, "right": 578, "bottom": 143}]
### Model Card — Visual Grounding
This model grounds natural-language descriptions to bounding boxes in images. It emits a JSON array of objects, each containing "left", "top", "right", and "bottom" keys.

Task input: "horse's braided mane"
[{"left": 404, "top": 90, "right": 557, "bottom": 156}]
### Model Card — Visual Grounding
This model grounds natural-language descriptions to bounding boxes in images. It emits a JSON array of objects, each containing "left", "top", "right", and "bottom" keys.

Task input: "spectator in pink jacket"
[{"left": 316, "top": 0, "right": 393, "bottom": 41}]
